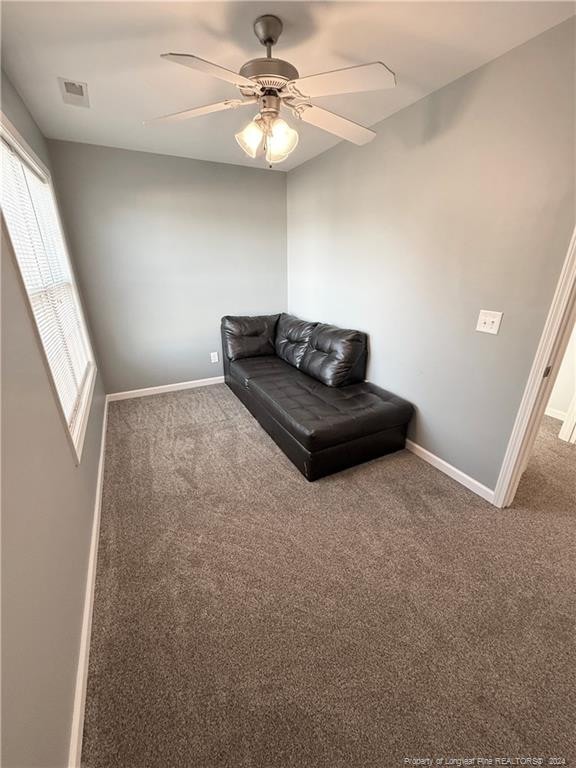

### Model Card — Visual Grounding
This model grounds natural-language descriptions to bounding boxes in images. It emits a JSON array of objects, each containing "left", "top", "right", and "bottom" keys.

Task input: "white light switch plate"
[
  {"left": 210, "top": 351, "right": 219, "bottom": 363},
  {"left": 476, "top": 310, "right": 503, "bottom": 335}
]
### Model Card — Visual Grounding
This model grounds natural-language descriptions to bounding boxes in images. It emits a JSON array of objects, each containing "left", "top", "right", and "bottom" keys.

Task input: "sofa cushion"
[
  {"left": 299, "top": 323, "right": 367, "bottom": 387},
  {"left": 275, "top": 313, "right": 317, "bottom": 368},
  {"left": 229, "top": 356, "right": 296, "bottom": 389},
  {"left": 248, "top": 371, "right": 413, "bottom": 452},
  {"left": 221, "top": 314, "right": 279, "bottom": 361}
]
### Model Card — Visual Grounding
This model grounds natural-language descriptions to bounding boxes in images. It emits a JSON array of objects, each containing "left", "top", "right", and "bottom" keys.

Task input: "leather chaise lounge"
[{"left": 221, "top": 313, "right": 414, "bottom": 481}]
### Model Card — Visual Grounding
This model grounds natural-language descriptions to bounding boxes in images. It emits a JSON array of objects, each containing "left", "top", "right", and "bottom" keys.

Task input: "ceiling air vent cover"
[{"left": 58, "top": 78, "right": 89, "bottom": 107}]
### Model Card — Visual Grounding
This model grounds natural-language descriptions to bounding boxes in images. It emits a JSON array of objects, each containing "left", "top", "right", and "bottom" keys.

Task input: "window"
[{"left": 1, "top": 120, "right": 96, "bottom": 462}]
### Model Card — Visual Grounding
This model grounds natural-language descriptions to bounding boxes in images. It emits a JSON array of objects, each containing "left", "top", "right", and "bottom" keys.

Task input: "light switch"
[{"left": 476, "top": 310, "right": 503, "bottom": 335}]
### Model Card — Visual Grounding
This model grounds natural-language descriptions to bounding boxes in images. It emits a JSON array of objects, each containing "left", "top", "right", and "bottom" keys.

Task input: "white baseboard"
[
  {"left": 545, "top": 406, "right": 566, "bottom": 421},
  {"left": 405, "top": 439, "right": 495, "bottom": 504},
  {"left": 68, "top": 399, "right": 109, "bottom": 768},
  {"left": 107, "top": 375, "right": 224, "bottom": 402}
]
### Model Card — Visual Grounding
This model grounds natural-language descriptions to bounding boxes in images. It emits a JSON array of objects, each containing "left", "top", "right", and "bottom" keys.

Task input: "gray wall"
[
  {"left": 1, "top": 72, "right": 106, "bottom": 767},
  {"left": 287, "top": 19, "right": 575, "bottom": 490},
  {"left": 48, "top": 141, "right": 287, "bottom": 393}
]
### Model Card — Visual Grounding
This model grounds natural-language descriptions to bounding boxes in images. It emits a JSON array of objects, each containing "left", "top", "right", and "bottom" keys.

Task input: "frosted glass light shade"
[
  {"left": 235, "top": 119, "right": 264, "bottom": 159},
  {"left": 265, "top": 118, "right": 299, "bottom": 164},
  {"left": 235, "top": 115, "right": 299, "bottom": 163}
]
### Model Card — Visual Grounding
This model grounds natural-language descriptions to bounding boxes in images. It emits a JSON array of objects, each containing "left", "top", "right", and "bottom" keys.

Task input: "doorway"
[
  {"left": 513, "top": 318, "right": 576, "bottom": 505},
  {"left": 494, "top": 227, "right": 576, "bottom": 507},
  {"left": 546, "top": 321, "right": 576, "bottom": 444}
]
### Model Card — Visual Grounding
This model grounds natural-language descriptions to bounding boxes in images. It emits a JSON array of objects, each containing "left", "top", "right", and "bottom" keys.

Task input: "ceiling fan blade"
[
  {"left": 287, "top": 62, "right": 395, "bottom": 98},
  {"left": 292, "top": 104, "right": 376, "bottom": 145},
  {"left": 161, "top": 53, "right": 261, "bottom": 92},
  {"left": 148, "top": 97, "right": 257, "bottom": 124}
]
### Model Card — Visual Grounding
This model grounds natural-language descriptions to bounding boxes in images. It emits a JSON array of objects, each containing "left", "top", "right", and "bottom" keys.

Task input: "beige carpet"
[{"left": 82, "top": 387, "right": 576, "bottom": 767}]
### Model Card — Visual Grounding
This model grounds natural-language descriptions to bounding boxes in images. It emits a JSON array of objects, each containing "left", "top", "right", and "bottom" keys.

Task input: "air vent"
[
  {"left": 58, "top": 77, "right": 89, "bottom": 107},
  {"left": 64, "top": 81, "right": 83, "bottom": 97}
]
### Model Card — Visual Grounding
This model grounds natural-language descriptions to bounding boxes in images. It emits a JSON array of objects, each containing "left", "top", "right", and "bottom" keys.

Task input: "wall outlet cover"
[
  {"left": 476, "top": 310, "right": 503, "bottom": 335},
  {"left": 210, "top": 351, "right": 219, "bottom": 363}
]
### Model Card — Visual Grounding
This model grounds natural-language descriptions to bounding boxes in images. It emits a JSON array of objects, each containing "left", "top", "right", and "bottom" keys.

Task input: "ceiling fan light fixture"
[
  {"left": 235, "top": 114, "right": 298, "bottom": 164},
  {"left": 265, "top": 117, "right": 299, "bottom": 164},
  {"left": 235, "top": 118, "right": 264, "bottom": 158}
]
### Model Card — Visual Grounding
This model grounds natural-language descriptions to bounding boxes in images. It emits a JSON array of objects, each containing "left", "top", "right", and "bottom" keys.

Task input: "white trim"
[
  {"left": 70, "top": 363, "right": 97, "bottom": 465},
  {"left": 107, "top": 375, "right": 224, "bottom": 402},
  {"left": 1, "top": 220, "right": 97, "bottom": 467},
  {"left": 545, "top": 406, "right": 567, "bottom": 422},
  {"left": 68, "top": 399, "right": 108, "bottom": 768},
  {"left": 0, "top": 116, "right": 98, "bottom": 467},
  {"left": 494, "top": 227, "right": 576, "bottom": 508},
  {"left": 406, "top": 439, "right": 495, "bottom": 504},
  {"left": 0, "top": 111, "right": 50, "bottom": 180}
]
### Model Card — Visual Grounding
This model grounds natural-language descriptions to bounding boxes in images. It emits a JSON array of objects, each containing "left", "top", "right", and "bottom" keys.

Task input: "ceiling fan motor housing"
[{"left": 239, "top": 58, "right": 299, "bottom": 95}]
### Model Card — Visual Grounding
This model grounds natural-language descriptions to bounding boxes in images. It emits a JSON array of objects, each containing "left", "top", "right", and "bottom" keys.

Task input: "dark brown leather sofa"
[{"left": 221, "top": 313, "right": 414, "bottom": 481}]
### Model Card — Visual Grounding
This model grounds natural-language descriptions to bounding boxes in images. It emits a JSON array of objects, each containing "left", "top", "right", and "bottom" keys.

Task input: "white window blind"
[{"left": 1, "top": 134, "right": 95, "bottom": 457}]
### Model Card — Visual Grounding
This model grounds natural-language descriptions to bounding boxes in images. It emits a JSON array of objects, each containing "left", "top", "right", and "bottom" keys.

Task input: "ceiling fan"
[{"left": 151, "top": 15, "right": 396, "bottom": 165}]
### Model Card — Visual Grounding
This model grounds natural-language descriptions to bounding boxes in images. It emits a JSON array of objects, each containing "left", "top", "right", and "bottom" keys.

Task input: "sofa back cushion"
[
  {"left": 221, "top": 314, "right": 279, "bottom": 361},
  {"left": 299, "top": 322, "right": 367, "bottom": 387},
  {"left": 275, "top": 313, "right": 317, "bottom": 368}
]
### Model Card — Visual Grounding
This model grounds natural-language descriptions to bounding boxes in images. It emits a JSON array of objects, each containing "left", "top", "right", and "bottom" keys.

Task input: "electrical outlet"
[
  {"left": 476, "top": 310, "right": 503, "bottom": 335},
  {"left": 210, "top": 351, "right": 219, "bottom": 363}
]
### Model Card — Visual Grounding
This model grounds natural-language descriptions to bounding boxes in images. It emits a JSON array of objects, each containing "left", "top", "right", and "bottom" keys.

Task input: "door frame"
[{"left": 493, "top": 226, "right": 576, "bottom": 508}]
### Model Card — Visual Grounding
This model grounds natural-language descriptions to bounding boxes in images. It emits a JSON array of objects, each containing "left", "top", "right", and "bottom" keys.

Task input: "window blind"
[{"left": 1, "top": 137, "right": 94, "bottom": 437}]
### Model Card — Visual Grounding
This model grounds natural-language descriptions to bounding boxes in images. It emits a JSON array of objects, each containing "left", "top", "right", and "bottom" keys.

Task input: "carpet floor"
[{"left": 82, "top": 387, "right": 576, "bottom": 768}]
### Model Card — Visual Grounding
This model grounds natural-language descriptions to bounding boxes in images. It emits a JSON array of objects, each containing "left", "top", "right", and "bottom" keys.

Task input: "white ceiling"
[{"left": 2, "top": 1, "right": 574, "bottom": 171}]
